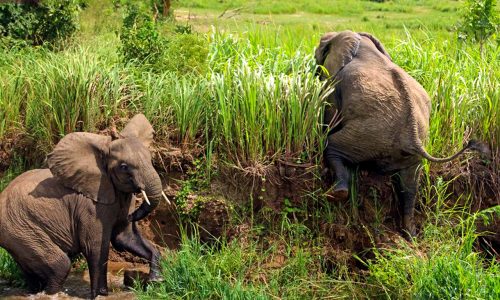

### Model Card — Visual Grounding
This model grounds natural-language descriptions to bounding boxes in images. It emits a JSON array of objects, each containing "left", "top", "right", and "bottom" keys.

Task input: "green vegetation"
[
  {"left": 457, "top": 0, "right": 499, "bottom": 54},
  {"left": 0, "top": 0, "right": 499, "bottom": 298},
  {"left": 0, "top": 0, "right": 82, "bottom": 48},
  {"left": 366, "top": 206, "right": 500, "bottom": 299}
]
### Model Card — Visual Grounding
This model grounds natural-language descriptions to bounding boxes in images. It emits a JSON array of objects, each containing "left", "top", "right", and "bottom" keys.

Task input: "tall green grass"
[
  {"left": 135, "top": 214, "right": 363, "bottom": 300},
  {"left": 392, "top": 31, "right": 499, "bottom": 153},
  {"left": 0, "top": 47, "right": 130, "bottom": 154},
  {"left": 1, "top": 30, "right": 496, "bottom": 165},
  {"left": 366, "top": 206, "right": 500, "bottom": 299},
  {"left": 138, "top": 72, "right": 210, "bottom": 145},
  {"left": 211, "top": 58, "right": 331, "bottom": 166}
]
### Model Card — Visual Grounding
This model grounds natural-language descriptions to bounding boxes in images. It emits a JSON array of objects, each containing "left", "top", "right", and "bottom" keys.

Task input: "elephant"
[
  {"left": 0, "top": 114, "right": 171, "bottom": 298},
  {"left": 315, "top": 30, "right": 485, "bottom": 236}
]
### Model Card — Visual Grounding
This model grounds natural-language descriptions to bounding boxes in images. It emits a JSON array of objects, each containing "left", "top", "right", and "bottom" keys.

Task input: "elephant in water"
[
  {"left": 315, "top": 30, "right": 485, "bottom": 236},
  {"left": 0, "top": 114, "right": 171, "bottom": 298}
]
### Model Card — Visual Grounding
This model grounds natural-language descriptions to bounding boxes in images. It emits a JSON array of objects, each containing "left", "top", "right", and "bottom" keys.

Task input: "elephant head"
[
  {"left": 47, "top": 114, "right": 166, "bottom": 222},
  {"left": 315, "top": 30, "right": 391, "bottom": 80}
]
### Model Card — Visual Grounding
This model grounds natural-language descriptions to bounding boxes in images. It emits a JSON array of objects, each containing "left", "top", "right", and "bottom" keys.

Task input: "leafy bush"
[
  {"left": 119, "top": 3, "right": 208, "bottom": 74},
  {"left": 457, "top": 0, "right": 499, "bottom": 53},
  {"left": 161, "top": 32, "right": 208, "bottom": 75},
  {"left": 119, "top": 3, "right": 164, "bottom": 65},
  {"left": 0, "top": 0, "right": 81, "bottom": 48}
]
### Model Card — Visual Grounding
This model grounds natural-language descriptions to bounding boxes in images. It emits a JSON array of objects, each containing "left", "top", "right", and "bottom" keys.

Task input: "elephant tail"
[{"left": 417, "top": 140, "right": 489, "bottom": 163}]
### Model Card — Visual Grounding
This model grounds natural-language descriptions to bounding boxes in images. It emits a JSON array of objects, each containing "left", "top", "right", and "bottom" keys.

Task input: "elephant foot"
[
  {"left": 327, "top": 182, "right": 349, "bottom": 201},
  {"left": 148, "top": 270, "right": 164, "bottom": 283},
  {"left": 331, "top": 188, "right": 349, "bottom": 200},
  {"left": 402, "top": 216, "right": 416, "bottom": 240},
  {"left": 98, "top": 287, "right": 109, "bottom": 296},
  {"left": 123, "top": 270, "right": 148, "bottom": 288}
]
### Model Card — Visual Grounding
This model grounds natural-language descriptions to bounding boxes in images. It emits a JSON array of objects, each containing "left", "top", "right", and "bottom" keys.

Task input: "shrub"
[
  {"left": 161, "top": 32, "right": 208, "bottom": 75},
  {"left": 119, "top": 3, "right": 165, "bottom": 66},
  {"left": 0, "top": 0, "right": 81, "bottom": 48},
  {"left": 457, "top": 0, "right": 499, "bottom": 53},
  {"left": 119, "top": 3, "right": 208, "bottom": 74}
]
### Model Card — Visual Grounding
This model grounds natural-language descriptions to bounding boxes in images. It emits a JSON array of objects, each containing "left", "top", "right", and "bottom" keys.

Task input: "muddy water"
[{"left": 0, "top": 262, "right": 148, "bottom": 300}]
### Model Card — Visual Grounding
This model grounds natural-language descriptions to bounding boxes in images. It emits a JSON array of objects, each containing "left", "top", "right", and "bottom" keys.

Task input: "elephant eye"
[{"left": 119, "top": 163, "right": 129, "bottom": 171}]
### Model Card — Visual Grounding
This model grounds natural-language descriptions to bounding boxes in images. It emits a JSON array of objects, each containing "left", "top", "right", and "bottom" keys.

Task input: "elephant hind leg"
[
  {"left": 324, "top": 138, "right": 350, "bottom": 200},
  {"left": 19, "top": 267, "right": 43, "bottom": 293},
  {"left": 42, "top": 254, "right": 71, "bottom": 294},
  {"left": 392, "top": 164, "right": 420, "bottom": 238},
  {"left": 15, "top": 245, "right": 71, "bottom": 295},
  {"left": 112, "top": 222, "right": 162, "bottom": 281}
]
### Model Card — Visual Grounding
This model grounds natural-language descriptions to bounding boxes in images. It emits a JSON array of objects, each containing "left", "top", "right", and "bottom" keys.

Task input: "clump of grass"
[
  {"left": 365, "top": 171, "right": 500, "bottom": 299},
  {"left": 138, "top": 234, "right": 267, "bottom": 299},
  {"left": 392, "top": 31, "right": 499, "bottom": 153},
  {"left": 135, "top": 209, "right": 365, "bottom": 300},
  {"left": 365, "top": 211, "right": 500, "bottom": 299},
  {"left": 0, "top": 47, "right": 131, "bottom": 157},
  {"left": 0, "top": 248, "right": 22, "bottom": 285},
  {"left": 211, "top": 48, "right": 332, "bottom": 166},
  {"left": 138, "top": 72, "right": 210, "bottom": 145}
]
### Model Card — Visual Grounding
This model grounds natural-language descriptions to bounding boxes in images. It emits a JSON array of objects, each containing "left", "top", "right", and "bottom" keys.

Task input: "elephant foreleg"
[
  {"left": 393, "top": 164, "right": 420, "bottom": 238},
  {"left": 111, "top": 222, "right": 162, "bottom": 281},
  {"left": 324, "top": 139, "right": 350, "bottom": 200},
  {"left": 84, "top": 235, "right": 111, "bottom": 299}
]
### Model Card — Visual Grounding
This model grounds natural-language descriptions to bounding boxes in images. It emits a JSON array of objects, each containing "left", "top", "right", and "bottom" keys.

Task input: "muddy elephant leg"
[
  {"left": 14, "top": 244, "right": 71, "bottom": 294},
  {"left": 84, "top": 235, "right": 111, "bottom": 299},
  {"left": 324, "top": 136, "right": 350, "bottom": 200},
  {"left": 111, "top": 222, "right": 162, "bottom": 281},
  {"left": 18, "top": 266, "right": 43, "bottom": 293},
  {"left": 43, "top": 254, "right": 72, "bottom": 294},
  {"left": 393, "top": 164, "right": 420, "bottom": 238}
]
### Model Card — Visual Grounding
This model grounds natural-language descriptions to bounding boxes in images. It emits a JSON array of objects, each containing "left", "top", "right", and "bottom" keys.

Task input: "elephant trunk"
[{"left": 128, "top": 167, "right": 163, "bottom": 222}]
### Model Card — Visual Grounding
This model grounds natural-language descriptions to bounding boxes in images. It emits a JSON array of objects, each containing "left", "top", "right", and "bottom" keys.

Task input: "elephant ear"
[
  {"left": 120, "top": 114, "right": 154, "bottom": 148},
  {"left": 358, "top": 32, "right": 392, "bottom": 61},
  {"left": 47, "top": 132, "right": 115, "bottom": 204},
  {"left": 315, "top": 32, "right": 337, "bottom": 67},
  {"left": 316, "top": 30, "right": 361, "bottom": 78}
]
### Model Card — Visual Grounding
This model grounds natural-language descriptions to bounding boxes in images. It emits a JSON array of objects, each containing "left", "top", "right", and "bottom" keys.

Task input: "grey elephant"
[
  {"left": 0, "top": 114, "right": 170, "bottom": 298},
  {"left": 315, "top": 30, "right": 483, "bottom": 236}
]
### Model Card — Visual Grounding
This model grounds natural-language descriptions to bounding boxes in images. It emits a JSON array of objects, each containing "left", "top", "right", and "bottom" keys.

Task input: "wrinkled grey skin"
[
  {"left": 0, "top": 114, "right": 163, "bottom": 298},
  {"left": 316, "top": 31, "right": 481, "bottom": 237}
]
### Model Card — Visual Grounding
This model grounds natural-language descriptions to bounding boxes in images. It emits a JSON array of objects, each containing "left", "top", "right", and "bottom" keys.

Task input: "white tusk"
[
  {"left": 141, "top": 190, "right": 151, "bottom": 205},
  {"left": 162, "top": 191, "right": 171, "bottom": 205}
]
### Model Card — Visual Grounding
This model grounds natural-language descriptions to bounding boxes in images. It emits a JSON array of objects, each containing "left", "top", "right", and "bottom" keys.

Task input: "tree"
[
  {"left": 457, "top": 0, "right": 499, "bottom": 54},
  {"left": 151, "top": 0, "right": 171, "bottom": 19}
]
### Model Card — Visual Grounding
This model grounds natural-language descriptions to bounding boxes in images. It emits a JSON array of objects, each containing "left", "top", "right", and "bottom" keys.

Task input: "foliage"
[
  {"left": 162, "top": 32, "right": 208, "bottom": 74},
  {"left": 119, "top": 3, "right": 208, "bottom": 74},
  {"left": 0, "top": 47, "right": 130, "bottom": 157},
  {"left": 135, "top": 209, "right": 358, "bottom": 299},
  {"left": 119, "top": 3, "right": 165, "bottom": 66},
  {"left": 0, "top": 249, "right": 23, "bottom": 285},
  {"left": 457, "top": 0, "right": 499, "bottom": 52},
  {"left": 0, "top": 0, "right": 81, "bottom": 48},
  {"left": 366, "top": 211, "right": 500, "bottom": 299}
]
